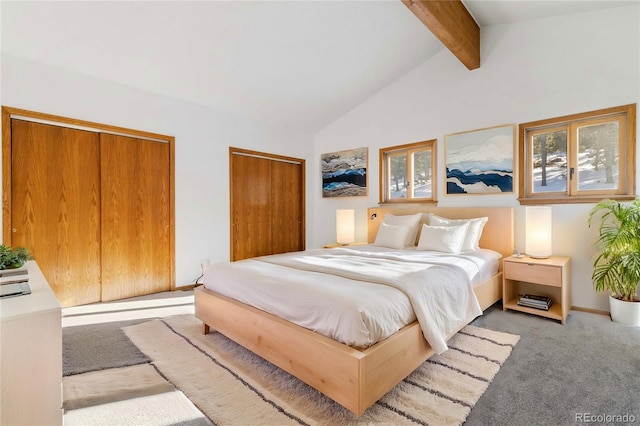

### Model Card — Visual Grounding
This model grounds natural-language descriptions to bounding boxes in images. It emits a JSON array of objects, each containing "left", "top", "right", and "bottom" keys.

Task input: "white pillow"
[
  {"left": 379, "top": 213, "right": 422, "bottom": 247},
  {"left": 430, "top": 214, "right": 488, "bottom": 251},
  {"left": 374, "top": 223, "right": 413, "bottom": 249},
  {"left": 417, "top": 223, "right": 470, "bottom": 253},
  {"left": 414, "top": 213, "right": 432, "bottom": 243}
]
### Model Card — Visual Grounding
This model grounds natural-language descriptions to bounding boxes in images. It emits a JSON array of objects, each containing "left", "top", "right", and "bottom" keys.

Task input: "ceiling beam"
[{"left": 401, "top": 0, "right": 480, "bottom": 70}]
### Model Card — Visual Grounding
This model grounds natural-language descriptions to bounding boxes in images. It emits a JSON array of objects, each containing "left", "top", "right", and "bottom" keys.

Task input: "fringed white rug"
[{"left": 123, "top": 315, "right": 519, "bottom": 426}]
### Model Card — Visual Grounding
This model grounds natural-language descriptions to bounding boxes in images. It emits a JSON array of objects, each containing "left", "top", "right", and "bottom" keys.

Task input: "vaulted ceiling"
[{"left": 1, "top": 1, "right": 634, "bottom": 133}]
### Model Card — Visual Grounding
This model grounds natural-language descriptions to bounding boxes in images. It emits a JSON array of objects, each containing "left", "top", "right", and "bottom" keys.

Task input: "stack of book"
[
  {"left": 517, "top": 294, "right": 553, "bottom": 311},
  {"left": 0, "top": 265, "right": 31, "bottom": 298}
]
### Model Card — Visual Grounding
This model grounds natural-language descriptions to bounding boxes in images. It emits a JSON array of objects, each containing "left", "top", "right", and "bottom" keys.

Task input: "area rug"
[{"left": 124, "top": 314, "right": 519, "bottom": 425}]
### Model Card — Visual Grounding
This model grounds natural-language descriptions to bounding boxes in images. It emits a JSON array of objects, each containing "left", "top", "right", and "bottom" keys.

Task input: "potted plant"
[
  {"left": 0, "top": 245, "right": 32, "bottom": 270},
  {"left": 588, "top": 198, "right": 640, "bottom": 326}
]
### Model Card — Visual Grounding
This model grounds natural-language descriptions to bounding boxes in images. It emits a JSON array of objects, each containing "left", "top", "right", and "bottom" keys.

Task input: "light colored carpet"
[
  {"left": 64, "top": 389, "right": 211, "bottom": 426},
  {"left": 124, "top": 314, "right": 520, "bottom": 425},
  {"left": 63, "top": 364, "right": 173, "bottom": 410},
  {"left": 63, "top": 364, "right": 212, "bottom": 425}
]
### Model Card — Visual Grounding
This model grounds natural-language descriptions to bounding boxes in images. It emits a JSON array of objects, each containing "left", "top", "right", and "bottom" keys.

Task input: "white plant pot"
[{"left": 609, "top": 294, "right": 640, "bottom": 326}]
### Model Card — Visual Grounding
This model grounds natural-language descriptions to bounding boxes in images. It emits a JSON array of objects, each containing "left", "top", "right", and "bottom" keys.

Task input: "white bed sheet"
[
  {"left": 202, "top": 246, "right": 500, "bottom": 351},
  {"left": 341, "top": 245, "right": 500, "bottom": 287}
]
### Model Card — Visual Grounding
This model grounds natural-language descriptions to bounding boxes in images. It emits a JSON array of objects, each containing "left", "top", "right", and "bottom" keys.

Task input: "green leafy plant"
[
  {"left": 588, "top": 198, "right": 640, "bottom": 302},
  {"left": 0, "top": 245, "right": 32, "bottom": 270}
]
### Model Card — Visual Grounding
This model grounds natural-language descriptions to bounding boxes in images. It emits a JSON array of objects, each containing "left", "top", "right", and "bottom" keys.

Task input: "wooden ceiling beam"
[{"left": 401, "top": 0, "right": 480, "bottom": 70}]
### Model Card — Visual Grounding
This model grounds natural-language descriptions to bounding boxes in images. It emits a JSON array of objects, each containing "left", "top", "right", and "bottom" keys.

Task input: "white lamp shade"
[
  {"left": 336, "top": 209, "right": 355, "bottom": 245},
  {"left": 525, "top": 206, "right": 552, "bottom": 258}
]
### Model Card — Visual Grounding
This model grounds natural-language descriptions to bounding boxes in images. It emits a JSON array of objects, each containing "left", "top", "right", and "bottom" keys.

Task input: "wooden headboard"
[{"left": 367, "top": 206, "right": 514, "bottom": 261}]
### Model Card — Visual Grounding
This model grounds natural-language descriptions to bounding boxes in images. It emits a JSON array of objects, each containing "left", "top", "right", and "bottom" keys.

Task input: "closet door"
[
  {"left": 100, "top": 134, "right": 171, "bottom": 301},
  {"left": 230, "top": 153, "right": 273, "bottom": 261},
  {"left": 10, "top": 120, "right": 102, "bottom": 307},
  {"left": 271, "top": 160, "right": 305, "bottom": 254},
  {"left": 230, "top": 148, "right": 305, "bottom": 261}
]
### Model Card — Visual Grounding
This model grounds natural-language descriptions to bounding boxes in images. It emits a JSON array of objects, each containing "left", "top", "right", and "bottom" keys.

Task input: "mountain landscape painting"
[
  {"left": 321, "top": 147, "right": 368, "bottom": 197},
  {"left": 445, "top": 125, "right": 515, "bottom": 195}
]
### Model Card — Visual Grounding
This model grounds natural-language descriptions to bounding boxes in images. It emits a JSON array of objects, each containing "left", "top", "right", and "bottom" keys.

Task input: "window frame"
[
  {"left": 525, "top": 125, "right": 568, "bottom": 198},
  {"left": 518, "top": 104, "right": 636, "bottom": 205},
  {"left": 379, "top": 139, "right": 437, "bottom": 204}
]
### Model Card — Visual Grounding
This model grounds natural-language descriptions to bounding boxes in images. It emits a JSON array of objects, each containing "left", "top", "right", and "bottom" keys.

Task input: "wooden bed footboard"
[{"left": 194, "top": 272, "right": 502, "bottom": 416}]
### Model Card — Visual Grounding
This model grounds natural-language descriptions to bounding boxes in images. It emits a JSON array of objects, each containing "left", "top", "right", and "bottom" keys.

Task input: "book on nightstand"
[{"left": 517, "top": 294, "right": 553, "bottom": 311}]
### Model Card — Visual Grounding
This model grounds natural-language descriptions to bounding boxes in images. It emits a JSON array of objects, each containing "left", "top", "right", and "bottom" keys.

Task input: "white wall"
[
  {"left": 313, "top": 5, "right": 640, "bottom": 311},
  {"left": 0, "top": 54, "right": 315, "bottom": 287}
]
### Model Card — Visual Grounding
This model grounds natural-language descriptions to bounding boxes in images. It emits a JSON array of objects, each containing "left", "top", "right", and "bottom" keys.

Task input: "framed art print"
[
  {"left": 444, "top": 124, "right": 515, "bottom": 195},
  {"left": 321, "top": 147, "right": 368, "bottom": 197}
]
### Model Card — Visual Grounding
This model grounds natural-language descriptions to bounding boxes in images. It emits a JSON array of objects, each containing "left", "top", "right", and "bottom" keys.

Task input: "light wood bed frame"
[{"left": 195, "top": 206, "right": 513, "bottom": 415}]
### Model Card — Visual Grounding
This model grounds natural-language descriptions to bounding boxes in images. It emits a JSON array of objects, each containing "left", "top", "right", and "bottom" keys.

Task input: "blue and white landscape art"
[
  {"left": 321, "top": 147, "right": 368, "bottom": 197},
  {"left": 445, "top": 125, "right": 514, "bottom": 194}
]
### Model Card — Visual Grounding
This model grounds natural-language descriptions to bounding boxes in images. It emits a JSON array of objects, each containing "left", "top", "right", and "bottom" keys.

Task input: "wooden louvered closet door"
[
  {"left": 100, "top": 134, "right": 171, "bottom": 301},
  {"left": 10, "top": 120, "right": 102, "bottom": 307}
]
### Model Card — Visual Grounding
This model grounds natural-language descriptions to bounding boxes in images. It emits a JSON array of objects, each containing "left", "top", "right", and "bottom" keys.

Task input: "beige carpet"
[
  {"left": 63, "top": 364, "right": 212, "bottom": 425},
  {"left": 64, "top": 364, "right": 174, "bottom": 410},
  {"left": 123, "top": 314, "right": 519, "bottom": 425}
]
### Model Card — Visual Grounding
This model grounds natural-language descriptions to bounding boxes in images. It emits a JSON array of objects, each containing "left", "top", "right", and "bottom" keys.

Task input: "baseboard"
[
  {"left": 174, "top": 284, "right": 201, "bottom": 291},
  {"left": 571, "top": 305, "right": 610, "bottom": 317}
]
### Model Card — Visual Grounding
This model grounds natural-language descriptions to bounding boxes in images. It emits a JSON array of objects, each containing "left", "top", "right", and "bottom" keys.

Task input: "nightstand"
[{"left": 502, "top": 255, "right": 571, "bottom": 324}]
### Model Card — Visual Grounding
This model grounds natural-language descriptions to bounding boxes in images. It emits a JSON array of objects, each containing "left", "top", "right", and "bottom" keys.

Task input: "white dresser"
[{"left": 1, "top": 261, "right": 62, "bottom": 425}]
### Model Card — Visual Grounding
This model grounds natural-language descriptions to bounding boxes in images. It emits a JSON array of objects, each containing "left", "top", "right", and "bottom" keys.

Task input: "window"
[
  {"left": 519, "top": 104, "right": 636, "bottom": 204},
  {"left": 379, "top": 140, "right": 436, "bottom": 203}
]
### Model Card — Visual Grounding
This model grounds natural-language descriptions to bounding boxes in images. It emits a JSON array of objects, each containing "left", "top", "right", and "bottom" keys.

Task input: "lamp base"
[{"left": 528, "top": 254, "right": 551, "bottom": 259}]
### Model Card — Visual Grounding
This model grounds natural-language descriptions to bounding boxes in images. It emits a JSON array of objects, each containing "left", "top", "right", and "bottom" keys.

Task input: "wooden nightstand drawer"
[{"left": 504, "top": 261, "right": 562, "bottom": 287}]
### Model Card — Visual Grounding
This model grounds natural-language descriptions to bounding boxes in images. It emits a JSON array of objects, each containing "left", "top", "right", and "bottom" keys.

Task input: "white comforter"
[{"left": 203, "top": 246, "right": 494, "bottom": 353}]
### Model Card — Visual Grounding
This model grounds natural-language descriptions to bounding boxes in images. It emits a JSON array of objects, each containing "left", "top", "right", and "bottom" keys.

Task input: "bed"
[{"left": 195, "top": 206, "right": 514, "bottom": 415}]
